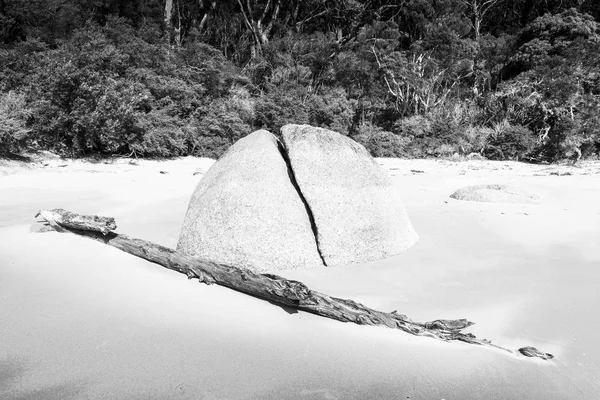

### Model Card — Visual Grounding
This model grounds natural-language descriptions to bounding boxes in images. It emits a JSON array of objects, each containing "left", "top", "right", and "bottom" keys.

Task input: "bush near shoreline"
[{"left": 2, "top": 2, "right": 599, "bottom": 163}]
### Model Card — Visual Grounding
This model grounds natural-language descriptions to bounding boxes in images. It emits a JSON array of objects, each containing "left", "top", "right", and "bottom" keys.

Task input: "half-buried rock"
[
  {"left": 177, "top": 130, "right": 324, "bottom": 272},
  {"left": 281, "top": 124, "right": 418, "bottom": 266},
  {"left": 450, "top": 184, "right": 541, "bottom": 204}
]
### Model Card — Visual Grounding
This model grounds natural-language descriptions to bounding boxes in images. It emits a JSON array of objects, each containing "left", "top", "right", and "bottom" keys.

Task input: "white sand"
[{"left": 1, "top": 157, "right": 599, "bottom": 399}]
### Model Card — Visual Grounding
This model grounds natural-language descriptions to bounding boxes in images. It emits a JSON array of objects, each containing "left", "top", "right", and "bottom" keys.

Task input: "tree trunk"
[
  {"left": 474, "top": 5, "right": 481, "bottom": 41},
  {"left": 197, "top": 1, "right": 216, "bottom": 32},
  {"left": 34, "top": 208, "right": 553, "bottom": 361},
  {"left": 174, "top": 0, "right": 182, "bottom": 47},
  {"left": 236, "top": 0, "right": 281, "bottom": 58},
  {"left": 164, "top": 0, "right": 173, "bottom": 31}
]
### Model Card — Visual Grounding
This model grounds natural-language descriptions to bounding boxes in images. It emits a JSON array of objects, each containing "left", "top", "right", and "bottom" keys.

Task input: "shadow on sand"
[{"left": 0, "top": 358, "right": 86, "bottom": 400}]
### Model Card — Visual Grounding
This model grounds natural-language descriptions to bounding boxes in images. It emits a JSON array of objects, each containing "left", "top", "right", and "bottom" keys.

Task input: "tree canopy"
[{"left": 1, "top": 0, "right": 599, "bottom": 161}]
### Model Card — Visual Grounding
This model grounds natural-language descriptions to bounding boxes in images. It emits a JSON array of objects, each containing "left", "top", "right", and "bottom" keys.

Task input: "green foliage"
[
  {"left": 0, "top": 91, "right": 31, "bottom": 153},
  {"left": 489, "top": 10, "right": 600, "bottom": 161},
  {"left": 4, "top": 16, "right": 248, "bottom": 157},
  {"left": 0, "top": 38, "right": 47, "bottom": 91},
  {"left": 353, "top": 122, "right": 409, "bottom": 157},
  {"left": 0, "top": 1, "right": 599, "bottom": 161},
  {"left": 254, "top": 84, "right": 310, "bottom": 134},
  {"left": 307, "top": 87, "right": 355, "bottom": 135},
  {"left": 24, "top": 25, "right": 148, "bottom": 155},
  {"left": 484, "top": 122, "right": 538, "bottom": 160},
  {"left": 132, "top": 109, "right": 187, "bottom": 157},
  {"left": 507, "top": 8, "right": 599, "bottom": 75},
  {"left": 191, "top": 88, "right": 255, "bottom": 158}
]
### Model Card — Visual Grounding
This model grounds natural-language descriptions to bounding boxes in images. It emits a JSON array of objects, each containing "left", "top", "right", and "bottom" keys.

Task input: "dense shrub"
[
  {"left": 3, "top": 17, "right": 250, "bottom": 158},
  {"left": 0, "top": 3, "right": 599, "bottom": 162},
  {"left": 459, "top": 126, "right": 494, "bottom": 155},
  {"left": 307, "top": 87, "right": 355, "bottom": 135},
  {"left": 132, "top": 109, "right": 187, "bottom": 157},
  {"left": 353, "top": 122, "right": 409, "bottom": 157},
  {"left": 26, "top": 52, "right": 148, "bottom": 155},
  {"left": 254, "top": 84, "right": 310, "bottom": 134},
  {"left": 191, "top": 89, "right": 255, "bottom": 158},
  {"left": 484, "top": 123, "right": 538, "bottom": 160},
  {"left": 0, "top": 91, "right": 31, "bottom": 153}
]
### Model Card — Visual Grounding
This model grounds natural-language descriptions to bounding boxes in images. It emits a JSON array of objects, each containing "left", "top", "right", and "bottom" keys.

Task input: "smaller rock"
[
  {"left": 450, "top": 184, "right": 541, "bottom": 204},
  {"left": 549, "top": 171, "right": 573, "bottom": 176},
  {"left": 467, "top": 152, "right": 486, "bottom": 160}
]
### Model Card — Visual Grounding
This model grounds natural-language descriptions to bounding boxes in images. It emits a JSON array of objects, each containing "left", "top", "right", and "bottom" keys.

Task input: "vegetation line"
[{"left": 1, "top": 1, "right": 598, "bottom": 161}]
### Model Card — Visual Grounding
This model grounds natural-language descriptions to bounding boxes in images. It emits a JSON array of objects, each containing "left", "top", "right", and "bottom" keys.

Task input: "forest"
[{"left": 1, "top": 0, "right": 599, "bottom": 161}]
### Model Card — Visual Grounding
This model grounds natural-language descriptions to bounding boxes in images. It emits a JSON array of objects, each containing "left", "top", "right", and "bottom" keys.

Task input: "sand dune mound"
[{"left": 450, "top": 184, "right": 541, "bottom": 204}]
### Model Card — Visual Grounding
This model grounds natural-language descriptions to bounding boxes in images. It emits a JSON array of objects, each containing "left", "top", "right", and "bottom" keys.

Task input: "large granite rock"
[
  {"left": 281, "top": 124, "right": 418, "bottom": 266},
  {"left": 177, "top": 130, "right": 324, "bottom": 272}
]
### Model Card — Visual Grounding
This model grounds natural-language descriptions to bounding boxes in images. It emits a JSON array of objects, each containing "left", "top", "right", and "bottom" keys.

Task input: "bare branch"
[
  {"left": 259, "top": 0, "right": 273, "bottom": 25},
  {"left": 236, "top": 0, "right": 253, "bottom": 30},
  {"left": 264, "top": 0, "right": 282, "bottom": 37}
]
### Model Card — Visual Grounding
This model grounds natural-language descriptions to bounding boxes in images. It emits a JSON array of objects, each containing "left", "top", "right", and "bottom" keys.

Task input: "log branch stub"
[
  {"left": 518, "top": 346, "right": 555, "bottom": 360},
  {"left": 36, "top": 208, "right": 116, "bottom": 235},
  {"left": 34, "top": 208, "right": 554, "bottom": 361}
]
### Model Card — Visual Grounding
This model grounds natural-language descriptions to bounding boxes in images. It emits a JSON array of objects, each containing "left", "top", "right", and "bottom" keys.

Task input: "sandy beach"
[{"left": 1, "top": 156, "right": 599, "bottom": 399}]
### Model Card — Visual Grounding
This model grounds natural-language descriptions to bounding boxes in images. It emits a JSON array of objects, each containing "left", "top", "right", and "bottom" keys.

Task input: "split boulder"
[
  {"left": 177, "top": 130, "right": 324, "bottom": 272},
  {"left": 281, "top": 124, "right": 418, "bottom": 266}
]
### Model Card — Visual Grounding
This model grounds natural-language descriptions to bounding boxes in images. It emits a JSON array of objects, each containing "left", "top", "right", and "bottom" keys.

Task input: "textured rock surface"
[
  {"left": 450, "top": 184, "right": 541, "bottom": 204},
  {"left": 177, "top": 130, "right": 324, "bottom": 272},
  {"left": 281, "top": 124, "right": 418, "bottom": 266}
]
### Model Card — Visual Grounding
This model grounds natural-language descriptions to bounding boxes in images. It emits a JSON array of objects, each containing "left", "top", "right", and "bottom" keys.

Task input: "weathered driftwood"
[
  {"left": 35, "top": 208, "right": 116, "bottom": 235},
  {"left": 35, "top": 208, "right": 553, "bottom": 361}
]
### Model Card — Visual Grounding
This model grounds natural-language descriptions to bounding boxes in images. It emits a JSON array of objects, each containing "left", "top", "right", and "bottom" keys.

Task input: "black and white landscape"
[{"left": 1, "top": 1, "right": 600, "bottom": 399}]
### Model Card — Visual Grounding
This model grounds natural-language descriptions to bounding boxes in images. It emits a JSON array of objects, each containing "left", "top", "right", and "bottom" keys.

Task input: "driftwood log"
[{"left": 35, "top": 208, "right": 553, "bottom": 361}]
